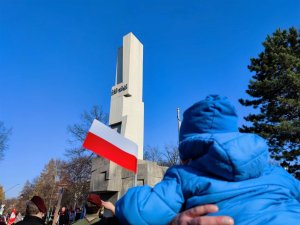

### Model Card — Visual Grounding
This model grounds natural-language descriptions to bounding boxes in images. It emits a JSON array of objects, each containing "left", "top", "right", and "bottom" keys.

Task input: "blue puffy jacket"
[{"left": 115, "top": 95, "right": 300, "bottom": 225}]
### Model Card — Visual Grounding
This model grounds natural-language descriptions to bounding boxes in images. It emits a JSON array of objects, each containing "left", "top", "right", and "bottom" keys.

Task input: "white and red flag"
[
  {"left": 8, "top": 208, "right": 16, "bottom": 225},
  {"left": 83, "top": 119, "right": 138, "bottom": 173}
]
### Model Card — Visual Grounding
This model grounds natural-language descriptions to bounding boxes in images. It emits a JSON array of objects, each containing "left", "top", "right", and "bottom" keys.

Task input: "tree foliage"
[
  {"left": 239, "top": 27, "right": 300, "bottom": 177},
  {"left": 33, "top": 159, "right": 68, "bottom": 209},
  {"left": 3, "top": 198, "right": 18, "bottom": 214},
  {"left": 0, "top": 121, "right": 11, "bottom": 160},
  {"left": 0, "top": 185, "right": 4, "bottom": 203}
]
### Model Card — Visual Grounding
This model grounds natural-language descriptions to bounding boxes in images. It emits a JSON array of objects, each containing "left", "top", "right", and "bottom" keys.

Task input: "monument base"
[{"left": 90, "top": 157, "right": 168, "bottom": 204}]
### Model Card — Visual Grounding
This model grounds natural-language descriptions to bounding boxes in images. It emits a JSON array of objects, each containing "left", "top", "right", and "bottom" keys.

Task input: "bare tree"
[
  {"left": 162, "top": 144, "right": 180, "bottom": 167},
  {"left": 66, "top": 105, "right": 108, "bottom": 157},
  {"left": 143, "top": 145, "right": 164, "bottom": 165},
  {"left": 16, "top": 180, "right": 36, "bottom": 213},
  {"left": 63, "top": 156, "right": 91, "bottom": 208},
  {"left": 144, "top": 144, "right": 180, "bottom": 167},
  {"left": 64, "top": 105, "right": 108, "bottom": 207}
]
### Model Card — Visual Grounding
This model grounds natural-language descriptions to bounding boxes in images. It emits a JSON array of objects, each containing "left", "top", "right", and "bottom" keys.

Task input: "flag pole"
[
  {"left": 133, "top": 159, "right": 138, "bottom": 187},
  {"left": 52, "top": 187, "right": 64, "bottom": 225},
  {"left": 177, "top": 108, "right": 181, "bottom": 144},
  {"left": 134, "top": 172, "right": 137, "bottom": 187}
]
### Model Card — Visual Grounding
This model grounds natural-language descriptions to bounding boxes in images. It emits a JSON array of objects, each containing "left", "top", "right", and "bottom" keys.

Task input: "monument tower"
[
  {"left": 109, "top": 32, "right": 144, "bottom": 160},
  {"left": 90, "top": 33, "right": 166, "bottom": 203}
]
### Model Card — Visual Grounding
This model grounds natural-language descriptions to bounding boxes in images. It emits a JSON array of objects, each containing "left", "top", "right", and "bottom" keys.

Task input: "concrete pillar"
[{"left": 109, "top": 32, "right": 144, "bottom": 160}]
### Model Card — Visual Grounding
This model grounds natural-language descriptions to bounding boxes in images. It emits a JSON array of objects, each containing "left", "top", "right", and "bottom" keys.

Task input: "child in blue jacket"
[{"left": 115, "top": 95, "right": 300, "bottom": 225}]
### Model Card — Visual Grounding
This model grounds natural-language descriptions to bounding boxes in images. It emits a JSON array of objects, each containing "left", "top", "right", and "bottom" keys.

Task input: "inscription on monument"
[{"left": 111, "top": 83, "right": 128, "bottom": 96}]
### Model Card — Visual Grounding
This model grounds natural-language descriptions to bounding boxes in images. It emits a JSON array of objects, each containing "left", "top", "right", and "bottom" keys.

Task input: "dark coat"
[
  {"left": 94, "top": 216, "right": 121, "bottom": 225},
  {"left": 59, "top": 211, "right": 69, "bottom": 225},
  {"left": 15, "top": 215, "right": 45, "bottom": 225}
]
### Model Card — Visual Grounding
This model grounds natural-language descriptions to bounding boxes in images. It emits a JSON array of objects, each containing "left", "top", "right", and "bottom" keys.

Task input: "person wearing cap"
[
  {"left": 72, "top": 194, "right": 119, "bottom": 225},
  {"left": 15, "top": 195, "right": 47, "bottom": 225},
  {"left": 114, "top": 95, "right": 300, "bottom": 225}
]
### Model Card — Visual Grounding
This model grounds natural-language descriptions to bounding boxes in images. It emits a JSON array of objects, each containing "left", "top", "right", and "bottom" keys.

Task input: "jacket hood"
[
  {"left": 179, "top": 95, "right": 269, "bottom": 181},
  {"left": 179, "top": 95, "right": 238, "bottom": 160},
  {"left": 184, "top": 133, "right": 269, "bottom": 181},
  {"left": 179, "top": 95, "right": 238, "bottom": 140}
]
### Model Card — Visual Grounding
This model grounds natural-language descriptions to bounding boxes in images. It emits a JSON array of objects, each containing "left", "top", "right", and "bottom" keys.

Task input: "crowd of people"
[
  {"left": 0, "top": 194, "right": 233, "bottom": 225},
  {"left": 0, "top": 195, "right": 115, "bottom": 225}
]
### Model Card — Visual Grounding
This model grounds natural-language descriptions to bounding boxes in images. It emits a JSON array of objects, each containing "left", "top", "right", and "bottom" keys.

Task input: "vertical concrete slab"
[{"left": 109, "top": 32, "right": 144, "bottom": 160}]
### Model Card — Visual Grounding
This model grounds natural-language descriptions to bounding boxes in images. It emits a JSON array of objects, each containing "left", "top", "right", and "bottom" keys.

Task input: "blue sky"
[{"left": 1, "top": 0, "right": 300, "bottom": 198}]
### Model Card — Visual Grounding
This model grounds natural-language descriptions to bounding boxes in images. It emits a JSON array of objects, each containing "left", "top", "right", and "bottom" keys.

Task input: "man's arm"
[{"left": 169, "top": 205, "right": 234, "bottom": 225}]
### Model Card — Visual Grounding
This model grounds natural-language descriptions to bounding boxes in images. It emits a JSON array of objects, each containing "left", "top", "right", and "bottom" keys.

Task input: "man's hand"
[
  {"left": 101, "top": 200, "right": 115, "bottom": 214},
  {"left": 169, "top": 205, "right": 234, "bottom": 225}
]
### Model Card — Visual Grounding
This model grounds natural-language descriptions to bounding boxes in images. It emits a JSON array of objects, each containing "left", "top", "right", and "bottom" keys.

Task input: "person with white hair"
[{"left": 15, "top": 196, "right": 47, "bottom": 225}]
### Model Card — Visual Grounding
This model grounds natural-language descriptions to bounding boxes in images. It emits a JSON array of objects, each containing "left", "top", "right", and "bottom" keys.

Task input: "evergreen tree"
[
  {"left": 34, "top": 159, "right": 60, "bottom": 209},
  {"left": 0, "top": 121, "right": 11, "bottom": 160},
  {"left": 239, "top": 27, "right": 300, "bottom": 178}
]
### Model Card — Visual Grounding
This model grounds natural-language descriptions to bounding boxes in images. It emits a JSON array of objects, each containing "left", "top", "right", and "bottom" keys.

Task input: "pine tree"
[
  {"left": 239, "top": 27, "right": 300, "bottom": 178},
  {"left": 0, "top": 121, "right": 11, "bottom": 160}
]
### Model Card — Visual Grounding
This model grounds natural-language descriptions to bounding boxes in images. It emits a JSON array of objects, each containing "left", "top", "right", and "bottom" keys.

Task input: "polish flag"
[
  {"left": 83, "top": 119, "right": 138, "bottom": 173},
  {"left": 8, "top": 208, "right": 16, "bottom": 225}
]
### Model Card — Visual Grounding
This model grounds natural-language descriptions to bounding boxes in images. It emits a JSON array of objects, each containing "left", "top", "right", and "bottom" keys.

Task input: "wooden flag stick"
[{"left": 52, "top": 187, "right": 64, "bottom": 225}]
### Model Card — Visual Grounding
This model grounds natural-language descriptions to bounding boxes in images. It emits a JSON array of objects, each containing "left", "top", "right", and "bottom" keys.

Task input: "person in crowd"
[
  {"left": 74, "top": 207, "right": 82, "bottom": 222},
  {"left": 0, "top": 214, "right": 6, "bottom": 225},
  {"left": 14, "top": 212, "right": 23, "bottom": 223},
  {"left": 59, "top": 207, "right": 69, "bottom": 225},
  {"left": 0, "top": 204, "right": 5, "bottom": 216},
  {"left": 0, "top": 214, "right": 6, "bottom": 224},
  {"left": 3, "top": 213, "right": 9, "bottom": 224},
  {"left": 80, "top": 207, "right": 86, "bottom": 220},
  {"left": 72, "top": 193, "right": 118, "bottom": 225},
  {"left": 45, "top": 207, "right": 55, "bottom": 225},
  {"left": 69, "top": 207, "right": 75, "bottom": 224},
  {"left": 15, "top": 195, "right": 47, "bottom": 225},
  {"left": 115, "top": 95, "right": 300, "bottom": 225}
]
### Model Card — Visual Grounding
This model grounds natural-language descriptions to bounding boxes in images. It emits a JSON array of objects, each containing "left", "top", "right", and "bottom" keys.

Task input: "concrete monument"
[{"left": 90, "top": 33, "right": 167, "bottom": 205}]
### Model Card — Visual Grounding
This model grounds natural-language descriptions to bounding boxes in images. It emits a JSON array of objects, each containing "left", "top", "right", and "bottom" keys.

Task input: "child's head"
[{"left": 179, "top": 95, "right": 238, "bottom": 161}]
